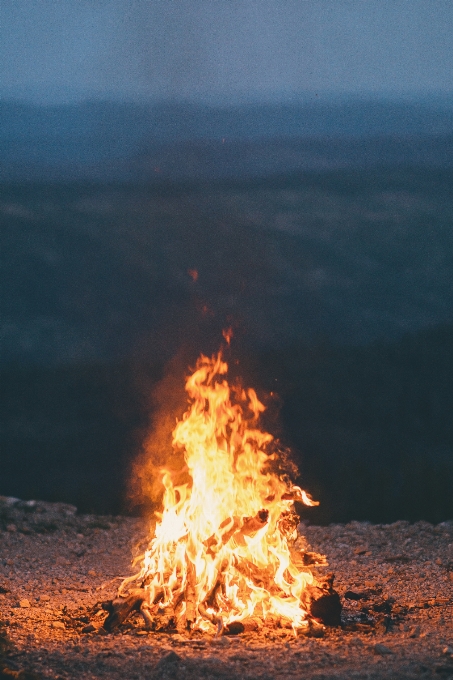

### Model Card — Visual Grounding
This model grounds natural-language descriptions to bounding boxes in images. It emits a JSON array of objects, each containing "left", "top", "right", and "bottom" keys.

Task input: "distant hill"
[
  {"left": 2, "top": 322, "right": 453, "bottom": 522},
  {"left": 1, "top": 98, "right": 452, "bottom": 181},
  {"left": 2, "top": 167, "right": 453, "bottom": 365}
]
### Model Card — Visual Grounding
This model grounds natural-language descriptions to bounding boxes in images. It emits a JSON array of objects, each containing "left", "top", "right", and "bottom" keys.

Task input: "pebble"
[
  {"left": 374, "top": 643, "right": 394, "bottom": 655},
  {"left": 82, "top": 624, "right": 96, "bottom": 633},
  {"left": 155, "top": 651, "right": 181, "bottom": 670},
  {"left": 19, "top": 599, "right": 31, "bottom": 608},
  {"left": 52, "top": 621, "right": 65, "bottom": 630},
  {"left": 210, "top": 636, "right": 230, "bottom": 647}
]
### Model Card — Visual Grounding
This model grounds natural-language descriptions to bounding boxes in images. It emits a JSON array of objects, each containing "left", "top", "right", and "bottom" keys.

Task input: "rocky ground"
[{"left": 1, "top": 496, "right": 453, "bottom": 680}]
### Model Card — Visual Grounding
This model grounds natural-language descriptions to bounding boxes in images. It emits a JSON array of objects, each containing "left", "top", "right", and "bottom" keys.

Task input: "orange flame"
[{"left": 125, "top": 349, "right": 321, "bottom": 633}]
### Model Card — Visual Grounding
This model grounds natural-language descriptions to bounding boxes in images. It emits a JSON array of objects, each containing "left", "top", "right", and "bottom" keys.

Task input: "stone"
[
  {"left": 19, "top": 599, "right": 31, "bottom": 608},
  {"left": 155, "top": 651, "right": 181, "bottom": 671},
  {"left": 374, "top": 643, "right": 393, "bottom": 655},
  {"left": 82, "top": 624, "right": 96, "bottom": 633},
  {"left": 52, "top": 621, "right": 65, "bottom": 630}
]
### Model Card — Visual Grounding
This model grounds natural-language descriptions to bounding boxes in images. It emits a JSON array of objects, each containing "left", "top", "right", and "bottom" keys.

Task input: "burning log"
[
  {"left": 198, "top": 574, "right": 225, "bottom": 631},
  {"left": 205, "top": 510, "right": 269, "bottom": 556},
  {"left": 102, "top": 589, "right": 145, "bottom": 632},
  {"left": 281, "top": 486, "right": 319, "bottom": 507},
  {"left": 185, "top": 559, "right": 197, "bottom": 631}
]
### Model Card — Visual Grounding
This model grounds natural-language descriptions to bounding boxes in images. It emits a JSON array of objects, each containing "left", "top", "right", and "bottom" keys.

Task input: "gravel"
[{"left": 1, "top": 496, "right": 453, "bottom": 679}]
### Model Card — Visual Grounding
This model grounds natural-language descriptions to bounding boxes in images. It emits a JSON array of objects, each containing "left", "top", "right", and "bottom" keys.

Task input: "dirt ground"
[{"left": 1, "top": 496, "right": 453, "bottom": 679}]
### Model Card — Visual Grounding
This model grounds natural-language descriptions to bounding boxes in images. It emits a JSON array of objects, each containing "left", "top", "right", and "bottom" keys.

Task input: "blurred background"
[{"left": 1, "top": 0, "right": 453, "bottom": 523}]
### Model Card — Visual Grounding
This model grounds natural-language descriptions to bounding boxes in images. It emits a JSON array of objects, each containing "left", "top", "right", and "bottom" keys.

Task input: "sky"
[{"left": 1, "top": 0, "right": 453, "bottom": 104}]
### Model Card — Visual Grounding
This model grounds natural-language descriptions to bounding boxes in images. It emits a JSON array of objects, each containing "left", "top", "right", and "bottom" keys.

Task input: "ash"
[{"left": 1, "top": 496, "right": 453, "bottom": 680}]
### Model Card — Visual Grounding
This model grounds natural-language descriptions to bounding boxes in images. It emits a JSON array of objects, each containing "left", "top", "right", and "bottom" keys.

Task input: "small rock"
[
  {"left": 375, "top": 618, "right": 389, "bottom": 635},
  {"left": 6, "top": 524, "right": 17, "bottom": 533},
  {"left": 56, "top": 557, "right": 71, "bottom": 566},
  {"left": 442, "top": 646, "right": 453, "bottom": 657},
  {"left": 155, "top": 651, "right": 181, "bottom": 671},
  {"left": 344, "top": 590, "right": 369, "bottom": 601},
  {"left": 52, "top": 621, "right": 65, "bottom": 630},
  {"left": 409, "top": 625, "right": 421, "bottom": 638},
  {"left": 81, "top": 624, "right": 96, "bottom": 633},
  {"left": 211, "top": 636, "right": 230, "bottom": 646},
  {"left": 374, "top": 643, "right": 393, "bottom": 655},
  {"left": 0, "top": 496, "right": 20, "bottom": 507},
  {"left": 87, "top": 570, "right": 96, "bottom": 577},
  {"left": 136, "top": 630, "right": 148, "bottom": 636},
  {"left": 19, "top": 599, "right": 31, "bottom": 608},
  {"left": 22, "top": 500, "right": 37, "bottom": 510},
  {"left": 448, "top": 573, "right": 453, "bottom": 582}
]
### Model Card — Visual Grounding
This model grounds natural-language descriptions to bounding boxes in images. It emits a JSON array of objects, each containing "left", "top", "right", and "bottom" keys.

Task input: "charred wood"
[
  {"left": 224, "top": 618, "right": 261, "bottom": 635},
  {"left": 205, "top": 510, "right": 269, "bottom": 556},
  {"left": 102, "top": 589, "right": 145, "bottom": 632},
  {"left": 185, "top": 559, "right": 197, "bottom": 630},
  {"left": 306, "top": 574, "right": 342, "bottom": 627}
]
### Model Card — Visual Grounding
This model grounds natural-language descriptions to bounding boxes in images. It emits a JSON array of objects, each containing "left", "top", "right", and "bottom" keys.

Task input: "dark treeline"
[
  {"left": 254, "top": 324, "right": 453, "bottom": 525},
  {"left": 2, "top": 323, "right": 452, "bottom": 524}
]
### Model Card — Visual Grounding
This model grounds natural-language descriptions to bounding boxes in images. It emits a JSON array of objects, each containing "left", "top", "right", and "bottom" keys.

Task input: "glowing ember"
[{"left": 119, "top": 348, "right": 328, "bottom": 635}]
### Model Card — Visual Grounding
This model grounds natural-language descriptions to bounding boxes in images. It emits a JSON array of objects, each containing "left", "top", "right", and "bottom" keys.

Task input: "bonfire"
[{"left": 103, "top": 343, "right": 340, "bottom": 635}]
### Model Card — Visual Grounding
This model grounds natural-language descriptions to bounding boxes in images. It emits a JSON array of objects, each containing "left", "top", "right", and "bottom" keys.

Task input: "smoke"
[{"left": 128, "top": 350, "right": 190, "bottom": 515}]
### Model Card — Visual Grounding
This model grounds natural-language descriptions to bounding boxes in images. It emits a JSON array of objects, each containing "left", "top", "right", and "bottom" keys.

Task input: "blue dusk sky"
[{"left": 1, "top": 0, "right": 452, "bottom": 104}]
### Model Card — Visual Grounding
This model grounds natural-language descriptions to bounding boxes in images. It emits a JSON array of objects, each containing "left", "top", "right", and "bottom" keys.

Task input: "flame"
[{"left": 126, "top": 349, "right": 322, "bottom": 633}]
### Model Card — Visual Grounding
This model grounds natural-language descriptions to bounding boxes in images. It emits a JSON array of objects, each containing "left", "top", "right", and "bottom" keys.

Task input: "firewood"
[
  {"left": 185, "top": 559, "right": 197, "bottom": 630},
  {"left": 197, "top": 574, "right": 226, "bottom": 633},
  {"left": 305, "top": 574, "right": 342, "bottom": 627},
  {"left": 224, "top": 617, "right": 261, "bottom": 635},
  {"left": 140, "top": 601, "right": 154, "bottom": 629},
  {"left": 205, "top": 510, "right": 269, "bottom": 556},
  {"left": 281, "top": 487, "right": 319, "bottom": 506},
  {"left": 303, "top": 551, "right": 328, "bottom": 566},
  {"left": 205, "top": 517, "right": 242, "bottom": 556},
  {"left": 102, "top": 589, "right": 145, "bottom": 632},
  {"left": 232, "top": 558, "right": 275, "bottom": 591},
  {"left": 229, "top": 509, "right": 269, "bottom": 548}
]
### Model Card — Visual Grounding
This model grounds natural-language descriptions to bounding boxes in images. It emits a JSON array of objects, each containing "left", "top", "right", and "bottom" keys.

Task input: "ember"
[{"left": 105, "top": 345, "right": 337, "bottom": 635}]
